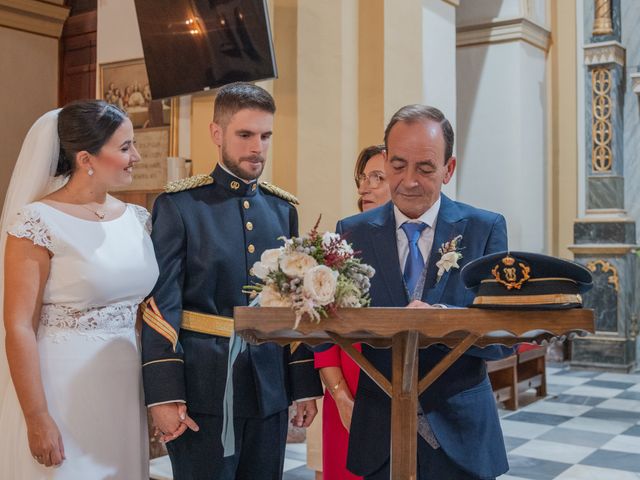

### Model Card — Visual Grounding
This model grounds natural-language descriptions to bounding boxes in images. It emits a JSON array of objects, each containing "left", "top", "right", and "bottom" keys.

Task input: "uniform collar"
[{"left": 212, "top": 163, "right": 259, "bottom": 197}]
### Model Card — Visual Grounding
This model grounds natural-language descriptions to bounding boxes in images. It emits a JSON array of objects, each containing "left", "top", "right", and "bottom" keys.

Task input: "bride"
[{"left": 0, "top": 100, "right": 159, "bottom": 479}]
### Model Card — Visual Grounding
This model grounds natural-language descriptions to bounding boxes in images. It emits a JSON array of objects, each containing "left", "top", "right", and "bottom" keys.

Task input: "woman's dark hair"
[
  {"left": 354, "top": 144, "right": 386, "bottom": 212},
  {"left": 56, "top": 100, "right": 127, "bottom": 177}
]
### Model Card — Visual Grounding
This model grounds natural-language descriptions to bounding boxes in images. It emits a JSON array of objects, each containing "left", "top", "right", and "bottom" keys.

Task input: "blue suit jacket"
[{"left": 336, "top": 195, "right": 511, "bottom": 479}]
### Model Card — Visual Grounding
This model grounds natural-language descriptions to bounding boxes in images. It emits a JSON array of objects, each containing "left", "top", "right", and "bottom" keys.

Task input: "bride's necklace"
[
  {"left": 79, "top": 204, "right": 106, "bottom": 220},
  {"left": 63, "top": 185, "right": 107, "bottom": 220}
]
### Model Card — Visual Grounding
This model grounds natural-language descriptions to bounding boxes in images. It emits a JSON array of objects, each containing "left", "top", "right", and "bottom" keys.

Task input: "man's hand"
[
  {"left": 407, "top": 300, "right": 435, "bottom": 308},
  {"left": 150, "top": 402, "right": 199, "bottom": 443},
  {"left": 291, "top": 399, "right": 318, "bottom": 428}
]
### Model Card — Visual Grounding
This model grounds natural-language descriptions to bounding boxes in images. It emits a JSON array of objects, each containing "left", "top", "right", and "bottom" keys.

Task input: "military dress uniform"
[{"left": 141, "top": 164, "right": 322, "bottom": 480}]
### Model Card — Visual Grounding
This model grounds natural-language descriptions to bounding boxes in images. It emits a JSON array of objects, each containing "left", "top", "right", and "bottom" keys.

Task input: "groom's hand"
[
  {"left": 150, "top": 402, "right": 199, "bottom": 443},
  {"left": 291, "top": 399, "right": 318, "bottom": 428}
]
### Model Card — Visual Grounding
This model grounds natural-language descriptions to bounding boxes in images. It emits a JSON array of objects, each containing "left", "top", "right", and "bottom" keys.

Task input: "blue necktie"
[
  {"left": 401, "top": 222, "right": 428, "bottom": 296},
  {"left": 401, "top": 221, "right": 440, "bottom": 449}
]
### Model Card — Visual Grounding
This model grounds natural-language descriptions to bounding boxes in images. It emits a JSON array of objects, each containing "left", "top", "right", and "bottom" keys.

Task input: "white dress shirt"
[{"left": 394, "top": 196, "right": 441, "bottom": 273}]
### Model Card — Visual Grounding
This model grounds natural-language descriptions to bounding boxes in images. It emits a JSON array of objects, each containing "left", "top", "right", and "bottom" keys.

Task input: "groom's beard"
[{"left": 221, "top": 146, "right": 265, "bottom": 182}]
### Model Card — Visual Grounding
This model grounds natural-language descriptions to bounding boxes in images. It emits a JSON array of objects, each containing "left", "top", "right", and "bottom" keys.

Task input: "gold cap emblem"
[
  {"left": 502, "top": 256, "right": 515, "bottom": 267},
  {"left": 491, "top": 255, "right": 531, "bottom": 290}
]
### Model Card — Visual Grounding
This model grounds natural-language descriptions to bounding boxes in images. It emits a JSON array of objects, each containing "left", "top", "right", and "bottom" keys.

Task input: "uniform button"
[
  {"left": 248, "top": 244, "right": 255, "bottom": 254},
  {"left": 251, "top": 184, "right": 257, "bottom": 191},
  {"left": 243, "top": 200, "right": 250, "bottom": 209},
  {"left": 246, "top": 222, "right": 253, "bottom": 231}
]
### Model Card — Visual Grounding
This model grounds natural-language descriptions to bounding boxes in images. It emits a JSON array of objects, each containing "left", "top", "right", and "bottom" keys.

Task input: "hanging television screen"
[{"left": 134, "top": 0, "right": 277, "bottom": 99}]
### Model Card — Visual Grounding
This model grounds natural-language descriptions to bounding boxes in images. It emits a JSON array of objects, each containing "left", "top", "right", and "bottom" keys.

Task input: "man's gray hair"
[{"left": 384, "top": 105, "right": 454, "bottom": 163}]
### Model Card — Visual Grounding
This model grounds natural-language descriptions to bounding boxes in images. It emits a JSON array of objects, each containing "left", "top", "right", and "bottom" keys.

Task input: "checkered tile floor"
[
  {"left": 498, "top": 364, "right": 640, "bottom": 480},
  {"left": 151, "top": 364, "right": 640, "bottom": 480}
]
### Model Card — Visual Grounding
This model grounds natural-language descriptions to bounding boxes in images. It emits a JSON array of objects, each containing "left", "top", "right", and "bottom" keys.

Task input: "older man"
[{"left": 336, "top": 105, "right": 512, "bottom": 479}]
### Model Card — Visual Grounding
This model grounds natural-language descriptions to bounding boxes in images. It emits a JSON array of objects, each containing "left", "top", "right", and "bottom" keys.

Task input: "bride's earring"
[{"left": 88, "top": 168, "right": 94, "bottom": 176}]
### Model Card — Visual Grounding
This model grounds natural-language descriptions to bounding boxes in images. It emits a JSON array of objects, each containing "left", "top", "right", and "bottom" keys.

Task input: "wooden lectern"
[{"left": 234, "top": 307, "right": 594, "bottom": 480}]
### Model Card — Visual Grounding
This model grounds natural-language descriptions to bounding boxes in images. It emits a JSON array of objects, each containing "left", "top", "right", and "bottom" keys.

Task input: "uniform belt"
[
  {"left": 181, "top": 310, "right": 234, "bottom": 337},
  {"left": 181, "top": 310, "right": 301, "bottom": 353}
]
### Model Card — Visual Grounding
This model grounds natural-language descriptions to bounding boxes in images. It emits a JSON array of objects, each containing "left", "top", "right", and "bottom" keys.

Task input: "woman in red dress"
[{"left": 314, "top": 145, "right": 390, "bottom": 480}]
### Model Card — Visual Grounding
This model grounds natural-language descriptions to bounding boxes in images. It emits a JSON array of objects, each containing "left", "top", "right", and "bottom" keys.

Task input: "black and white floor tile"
[
  {"left": 150, "top": 364, "right": 640, "bottom": 480},
  {"left": 498, "top": 365, "right": 640, "bottom": 480}
]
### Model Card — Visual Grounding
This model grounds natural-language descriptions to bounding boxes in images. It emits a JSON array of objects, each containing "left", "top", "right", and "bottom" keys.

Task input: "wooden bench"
[
  {"left": 487, "top": 354, "right": 518, "bottom": 410},
  {"left": 516, "top": 346, "right": 547, "bottom": 398},
  {"left": 487, "top": 345, "right": 547, "bottom": 410}
]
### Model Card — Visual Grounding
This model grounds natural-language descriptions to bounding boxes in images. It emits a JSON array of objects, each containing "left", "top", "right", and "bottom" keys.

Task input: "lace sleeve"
[
  {"left": 130, "top": 204, "right": 152, "bottom": 234},
  {"left": 6, "top": 205, "right": 55, "bottom": 253}
]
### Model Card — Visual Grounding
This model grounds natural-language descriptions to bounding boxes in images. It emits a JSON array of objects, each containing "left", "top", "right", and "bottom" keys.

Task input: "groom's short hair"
[
  {"left": 213, "top": 82, "right": 276, "bottom": 128},
  {"left": 384, "top": 105, "right": 454, "bottom": 164}
]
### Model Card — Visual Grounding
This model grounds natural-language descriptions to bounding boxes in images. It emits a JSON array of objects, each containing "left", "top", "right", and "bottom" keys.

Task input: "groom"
[
  {"left": 337, "top": 105, "right": 512, "bottom": 479},
  {"left": 141, "top": 82, "right": 322, "bottom": 479}
]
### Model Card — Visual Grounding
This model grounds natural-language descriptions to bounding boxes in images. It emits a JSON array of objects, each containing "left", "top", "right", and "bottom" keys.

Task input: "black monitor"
[{"left": 134, "top": 0, "right": 277, "bottom": 99}]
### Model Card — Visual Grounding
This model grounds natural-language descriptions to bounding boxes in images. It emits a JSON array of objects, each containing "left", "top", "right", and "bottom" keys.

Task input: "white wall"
[
  {"left": 296, "top": 0, "right": 359, "bottom": 232},
  {"left": 457, "top": 0, "right": 522, "bottom": 26},
  {"left": 456, "top": 35, "right": 547, "bottom": 251},
  {"left": 0, "top": 26, "right": 59, "bottom": 208},
  {"left": 422, "top": 0, "right": 458, "bottom": 199},
  {"left": 96, "top": 0, "right": 144, "bottom": 66}
]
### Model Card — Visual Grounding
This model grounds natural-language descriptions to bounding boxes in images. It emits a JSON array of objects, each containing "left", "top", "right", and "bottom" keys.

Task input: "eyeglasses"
[{"left": 356, "top": 171, "right": 386, "bottom": 189}]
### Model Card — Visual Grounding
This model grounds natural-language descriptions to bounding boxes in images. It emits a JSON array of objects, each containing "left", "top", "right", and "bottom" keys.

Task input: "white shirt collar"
[
  {"left": 393, "top": 196, "right": 441, "bottom": 230},
  {"left": 218, "top": 161, "right": 257, "bottom": 185}
]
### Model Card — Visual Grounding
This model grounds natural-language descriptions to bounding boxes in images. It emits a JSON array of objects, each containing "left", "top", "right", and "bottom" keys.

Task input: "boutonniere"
[{"left": 435, "top": 235, "right": 463, "bottom": 282}]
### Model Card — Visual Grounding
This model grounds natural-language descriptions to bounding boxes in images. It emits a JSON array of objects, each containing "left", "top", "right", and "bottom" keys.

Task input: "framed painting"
[{"left": 99, "top": 58, "right": 176, "bottom": 136}]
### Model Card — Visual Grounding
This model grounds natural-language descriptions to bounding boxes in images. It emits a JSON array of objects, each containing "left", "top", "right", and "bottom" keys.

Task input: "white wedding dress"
[{"left": 0, "top": 201, "right": 159, "bottom": 480}]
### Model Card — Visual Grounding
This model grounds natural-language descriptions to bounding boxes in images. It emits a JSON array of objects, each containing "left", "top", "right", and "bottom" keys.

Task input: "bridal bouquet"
[{"left": 245, "top": 219, "right": 375, "bottom": 328}]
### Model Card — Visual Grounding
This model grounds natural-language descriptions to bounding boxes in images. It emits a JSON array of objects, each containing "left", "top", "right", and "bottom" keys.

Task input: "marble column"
[{"left": 569, "top": 0, "right": 639, "bottom": 372}]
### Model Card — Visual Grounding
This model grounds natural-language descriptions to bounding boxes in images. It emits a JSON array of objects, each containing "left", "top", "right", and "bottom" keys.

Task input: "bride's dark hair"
[{"left": 56, "top": 100, "right": 127, "bottom": 177}]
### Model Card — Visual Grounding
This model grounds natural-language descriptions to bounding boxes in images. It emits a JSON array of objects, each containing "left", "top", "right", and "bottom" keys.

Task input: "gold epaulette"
[
  {"left": 164, "top": 174, "right": 214, "bottom": 193},
  {"left": 259, "top": 182, "right": 299, "bottom": 205}
]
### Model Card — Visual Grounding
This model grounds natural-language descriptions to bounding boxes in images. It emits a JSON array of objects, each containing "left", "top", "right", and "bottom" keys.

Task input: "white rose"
[
  {"left": 303, "top": 265, "right": 339, "bottom": 306},
  {"left": 251, "top": 249, "right": 283, "bottom": 280},
  {"left": 260, "top": 248, "right": 282, "bottom": 270},
  {"left": 436, "top": 251, "right": 461, "bottom": 277},
  {"left": 280, "top": 252, "right": 318, "bottom": 277},
  {"left": 259, "top": 284, "right": 293, "bottom": 307},
  {"left": 251, "top": 261, "right": 271, "bottom": 280}
]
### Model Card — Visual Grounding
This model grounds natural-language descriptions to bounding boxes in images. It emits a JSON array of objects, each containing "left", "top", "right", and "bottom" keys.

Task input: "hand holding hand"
[
  {"left": 150, "top": 402, "right": 199, "bottom": 443},
  {"left": 291, "top": 399, "right": 318, "bottom": 428}
]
